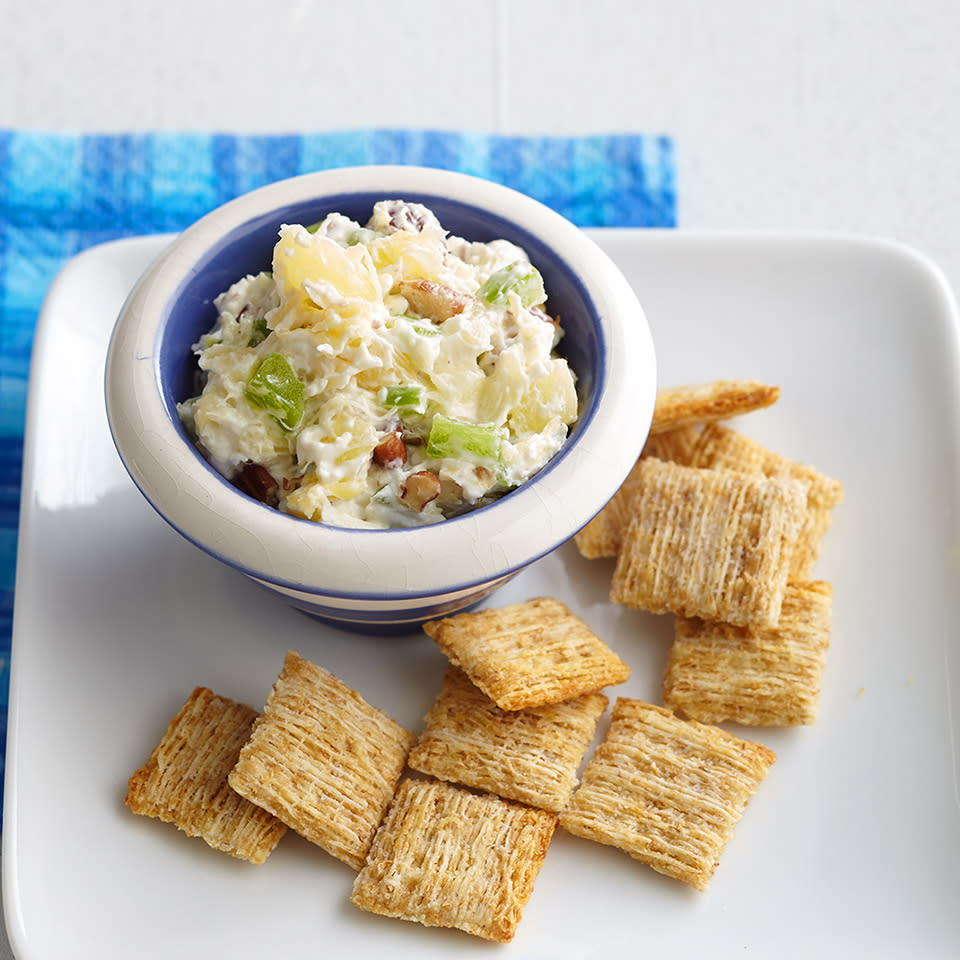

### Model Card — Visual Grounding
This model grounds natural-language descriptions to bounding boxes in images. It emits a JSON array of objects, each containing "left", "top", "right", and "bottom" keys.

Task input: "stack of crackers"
[
  {"left": 576, "top": 379, "right": 843, "bottom": 727},
  {"left": 124, "top": 380, "right": 843, "bottom": 943}
]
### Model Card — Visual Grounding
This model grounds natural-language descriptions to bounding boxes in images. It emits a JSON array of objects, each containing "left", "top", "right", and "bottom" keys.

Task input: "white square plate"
[{"left": 5, "top": 231, "right": 959, "bottom": 959}]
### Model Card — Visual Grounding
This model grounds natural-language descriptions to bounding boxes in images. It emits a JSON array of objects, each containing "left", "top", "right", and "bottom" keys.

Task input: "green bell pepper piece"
[
  {"left": 476, "top": 261, "right": 546, "bottom": 308},
  {"left": 426, "top": 414, "right": 502, "bottom": 464},
  {"left": 245, "top": 353, "right": 304, "bottom": 431},
  {"left": 247, "top": 315, "right": 269, "bottom": 347},
  {"left": 380, "top": 384, "right": 425, "bottom": 412}
]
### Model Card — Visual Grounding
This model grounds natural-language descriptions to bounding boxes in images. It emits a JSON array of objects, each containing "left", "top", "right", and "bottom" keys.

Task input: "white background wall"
[{"left": 4, "top": 0, "right": 958, "bottom": 287}]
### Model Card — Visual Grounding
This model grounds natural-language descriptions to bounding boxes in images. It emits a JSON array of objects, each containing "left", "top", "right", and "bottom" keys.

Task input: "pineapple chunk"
[
  {"left": 507, "top": 360, "right": 578, "bottom": 436},
  {"left": 272, "top": 227, "right": 380, "bottom": 313},
  {"left": 367, "top": 230, "right": 444, "bottom": 284}
]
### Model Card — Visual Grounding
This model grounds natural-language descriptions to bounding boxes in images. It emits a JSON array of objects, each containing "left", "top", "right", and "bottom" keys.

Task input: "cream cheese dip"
[{"left": 178, "top": 200, "right": 579, "bottom": 529}]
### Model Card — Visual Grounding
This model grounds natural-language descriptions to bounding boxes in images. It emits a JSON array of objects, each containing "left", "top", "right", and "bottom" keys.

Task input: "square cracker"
[
  {"left": 650, "top": 379, "right": 779, "bottom": 435},
  {"left": 642, "top": 422, "right": 702, "bottom": 464},
  {"left": 125, "top": 686, "right": 287, "bottom": 864},
  {"left": 609, "top": 458, "right": 806, "bottom": 628},
  {"left": 574, "top": 424, "right": 701, "bottom": 559},
  {"left": 663, "top": 580, "right": 833, "bottom": 726},
  {"left": 558, "top": 698, "right": 775, "bottom": 891},
  {"left": 691, "top": 423, "right": 844, "bottom": 577},
  {"left": 423, "top": 597, "right": 629, "bottom": 711},
  {"left": 408, "top": 666, "right": 608, "bottom": 812},
  {"left": 351, "top": 777, "right": 557, "bottom": 942},
  {"left": 228, "top": 651, "right": 415, "bottom": 870}
]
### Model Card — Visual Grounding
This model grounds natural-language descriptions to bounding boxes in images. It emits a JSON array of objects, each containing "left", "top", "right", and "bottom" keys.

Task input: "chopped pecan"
[
  {"left": 374, "top": 200, "right": 441, "bottom": 234},
  {"left": 234, "top": 462, "right": 279, "bottom": 505},
  {"left": 388, "top": 202, "right": 428, "bottom": 232},
  {"left": 531, "top": 305, "right": 559, "bottom": 327},
  {"left": 372, "top": 431, "right": 407, "bottom": 469},
  {"left": 401, "top": 470, "right": 442, "bottom": 511},
  {"left": 397, "top": 279, "right": 470, "bottom": 324}
]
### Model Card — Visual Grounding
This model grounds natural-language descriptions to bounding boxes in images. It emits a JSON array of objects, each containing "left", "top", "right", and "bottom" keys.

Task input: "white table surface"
[{"left": 3, "top": 2, "right": 959, "bottom": 957}]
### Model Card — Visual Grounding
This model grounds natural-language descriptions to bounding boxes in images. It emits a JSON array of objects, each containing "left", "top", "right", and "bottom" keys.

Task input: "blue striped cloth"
[{"left": 0, "top": 128, "right": 675, "bottom": 811}]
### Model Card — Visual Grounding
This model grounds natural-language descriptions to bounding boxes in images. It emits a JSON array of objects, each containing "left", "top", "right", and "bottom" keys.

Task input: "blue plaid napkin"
[{"left": 0, "top": 128, "right": 675, "bottom": 810}]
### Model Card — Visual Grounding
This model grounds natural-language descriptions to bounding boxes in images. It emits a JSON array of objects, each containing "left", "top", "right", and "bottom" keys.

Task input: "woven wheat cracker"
[
  {"left": 558, "top": 698, "right": 775, "bottom": 890},
  {"left": 574, "top": 424, "right": 701, "bottom": 559},
  {"left": 642, "top": 422, "right": 702, "bottom": 464},
  {"left": 423, "top": 597, "right": 629, "bottom": 710},
  {"left": 408, "top": 666, "right": 607, "bottom": 812},
  {"left": 125, "top": 686, "right": 287, "bottom": 864},
  {"left": 691, "top": 423, "right": 844, "bottom": 576},
  {"left": 650, "top": 379, "right": 779, "bottom": 435},
  {"left": 228, "top": 651, "right": 414, "bottom": 870},
  {"left": 351, "top": 777, "right": 556, "bottom": 942},
  {"left": 663, "top": 580, "right": 833, "bottom": 726},
  {"left": 609, "top": 458, "right": 806, "bottom": 627}
]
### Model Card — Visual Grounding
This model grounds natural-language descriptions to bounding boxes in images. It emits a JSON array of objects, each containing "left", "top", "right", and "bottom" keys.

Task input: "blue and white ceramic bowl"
[{"left": 105, "top": 166, "right": 656, "bottom": 633}]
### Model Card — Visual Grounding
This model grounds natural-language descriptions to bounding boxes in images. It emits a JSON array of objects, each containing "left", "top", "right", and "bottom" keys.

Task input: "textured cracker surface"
[
  {"left": 642, "top": 422, "right": 703, "bottom": 464},
  {"left": 609, "top": 458, "right": 806, "bottom": 627},
  {"left": 125, "top": 686, "right": 287, "bottom": 864},
  {"left": 650, "top": 380, "right": 780, "bottom": 435},
  {"left": 423, "top": 597, "right": 630, "bottom": 710},
  {"left": 574, "top": 425, "right": 702, "bottom": 559},
  {"left": 690, "top": 423, "right": 844, "bottom": 577},
  {"left": 408, "top": 666, "right": 607, "bottom": 812},
  {"left": 351, "top": 778, "right": 557, "bottom": 942},
  {"left": 663, "top": 580, "right": 833, "bottom": 726},
  {"left": 558, "top": 698, "right": 775, "bottom": 890},
  {"left": 228, "top": 651, "right": 414, "bottom": 870}
]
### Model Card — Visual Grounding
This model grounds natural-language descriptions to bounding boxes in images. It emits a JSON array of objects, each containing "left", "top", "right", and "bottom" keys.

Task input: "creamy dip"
[{"left": 178, "top": 200, "right": 579, "bottom": 529}]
